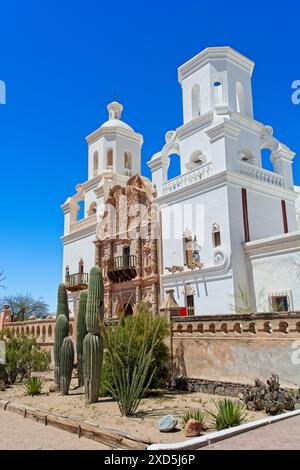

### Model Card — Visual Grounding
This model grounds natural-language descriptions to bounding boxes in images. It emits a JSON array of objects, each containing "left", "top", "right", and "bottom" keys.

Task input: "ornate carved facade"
[{"left": 95, "top": 175, "right": 160, "bottom": 319}]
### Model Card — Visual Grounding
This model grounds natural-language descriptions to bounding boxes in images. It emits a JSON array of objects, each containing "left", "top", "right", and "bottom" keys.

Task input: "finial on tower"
[{"left": 107, "top": 101, "right": 123, "bottom": 120}]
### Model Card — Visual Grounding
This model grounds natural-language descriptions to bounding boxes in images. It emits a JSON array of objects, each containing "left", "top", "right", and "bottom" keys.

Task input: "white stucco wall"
[
  {"left": 62, "top": 229, "right": 96, "bottom": 279},
  {"left": 250, "top": 251, "right": 300, "bottom": 311}
]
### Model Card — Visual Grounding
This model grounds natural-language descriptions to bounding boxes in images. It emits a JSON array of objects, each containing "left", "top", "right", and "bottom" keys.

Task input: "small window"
[
  {"left": 107, "top": 148, "right": 113, "bottom": 169},
  {"left": 191, "top": 84, "right": 201, "bottom": 119},
  {"left": 79, "top": 258, "right": 84, "bottom": 274},
  {"left": 93, "top": 151, "right": 99, "bottom": 177},
  {"left": 212, "top": 224, "right": 221, "bottom": 247},
  {"left": 124, "top": 152, "right": 132, "bottom": 170},
  {"left": 271, "top": 295, "right": 289, "bottom": 312},
  {"left": 186, "top": 295, "right": 195, "bottom": 316},
  {"left": 214, "top": 80, "right": 223, "bottom": 105},
  {"left": 236, "top": 82, "right": 245, "bottom": 114}
]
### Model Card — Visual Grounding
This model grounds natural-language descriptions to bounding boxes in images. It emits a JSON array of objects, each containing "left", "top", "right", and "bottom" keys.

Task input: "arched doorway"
[{"left": 117, "top": 302, "right": 133, "bottom": 317}]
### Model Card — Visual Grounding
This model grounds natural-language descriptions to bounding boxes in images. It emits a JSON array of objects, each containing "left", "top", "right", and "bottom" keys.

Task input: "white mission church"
[{"left": 61, "top": 46, "right": 300, "bottom": 317}]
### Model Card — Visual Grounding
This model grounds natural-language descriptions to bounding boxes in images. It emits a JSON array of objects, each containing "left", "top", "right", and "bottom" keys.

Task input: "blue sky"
[{"left": 1, "top": 1, "right": 300, "bottom": 312}]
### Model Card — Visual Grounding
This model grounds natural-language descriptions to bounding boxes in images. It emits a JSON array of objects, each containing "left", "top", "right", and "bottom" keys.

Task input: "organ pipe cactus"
[
  {"left": 57, "top": 283, "right": 69, "bottom": 320},
  {"left": 83, "top": 266, "right": 104, "bottom": 403},
  {"left": 76, "top": 290, "right": 88, "bottom": 387},
  {"left": 54, "top": 313, "right": 69, "bottom": 386},
  {"left": 60, "top": 337, "right": 74, "bottom": 395}
]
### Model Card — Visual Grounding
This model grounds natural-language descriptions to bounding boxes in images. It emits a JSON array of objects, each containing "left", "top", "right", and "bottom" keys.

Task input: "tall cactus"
[
  {"left": 76, "top": 290, "right": 88, "bottom": 387},
  {"left": 83, "top": 266, "right": 104, "bottom": 403},
  {"left": 54, "top": 314, "right": 69, "bottom": 385},
  {"left": 57, "top": 283, "right": 69, "bottom": 320},
  {"left": 54, "top": 283, "right": 70, "bottom": 386},
  {"left": 60, "top": 337, "right": 74, "bottom": 395}
]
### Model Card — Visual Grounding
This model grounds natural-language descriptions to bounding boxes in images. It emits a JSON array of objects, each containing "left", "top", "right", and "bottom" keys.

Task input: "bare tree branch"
[
  {"left": 0, "top": 292, "right": 50, "bottom": 320},
  {"left": 0, "top": 271, "right": 5, "bottom": 289}
]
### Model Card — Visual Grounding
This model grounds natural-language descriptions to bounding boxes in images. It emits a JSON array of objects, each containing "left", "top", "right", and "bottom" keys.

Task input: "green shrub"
[
  {"left": 208, "top": 398, "right": 247, "bottom": 430},
  {"left": 33, "top": 350, "right": 51, "bottom": 372},
  {"left": 0, "top": 329, "right": 50, "bottom": 383},
  {"left": 182, "top": 409, "right": 206, "bottom": 427},
  {"left": 101, "top": 304, "right": 170, "bottom": 416},
  {"left": 23, "top": 376, "right": 45, "bottom": 396},
  {"left": 100, "top": 303, "right": 170, "bottom": 397}
]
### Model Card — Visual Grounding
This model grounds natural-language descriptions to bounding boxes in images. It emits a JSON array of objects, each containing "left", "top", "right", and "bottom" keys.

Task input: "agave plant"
[
  {"left": 181, "top": 409, "right": 206, "bottom": 427},
  {"left": 23, "top": 376, "right": 45, "bottom": 396},
  {"left": 208, "top": 398, "right": 247, "bottom": 430}
]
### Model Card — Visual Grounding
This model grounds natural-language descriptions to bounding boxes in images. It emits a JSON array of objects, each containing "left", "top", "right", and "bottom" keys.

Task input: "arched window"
[
  {"left": 191, "top": 84, "right": 201, "bottom": 119},
  {"left": 236, "top": 82, "right": 245, "bottom": 114},
  {"left": 261, "top": 148, "right": 274, "bottom": 172},
  {"left": 107, "top": 148, "right": 113, "bottom": 169},
  {"left": 88, "top": 202, "right": 97, "bottom": 216},
  {"left": 167, "top": 153, "right": 181, "bottom": 180},
  {"left": 213, "top": 80, "right": 223, "bottom": 106},
  {"left": 124, "top": 152, "right": 132, "bottom": 175},
  {"left": 212, "top": 224, "right": 221, "bottom": 247},
  {"left": 93, "top": 151, "right": 99, "bottom": 177}
]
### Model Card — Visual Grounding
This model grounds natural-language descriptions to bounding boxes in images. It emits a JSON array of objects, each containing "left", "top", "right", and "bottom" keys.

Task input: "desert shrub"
[
  {"left": 182, "top": 409, "right": 206, "bottom": 427},
  {"left": 208, "top": 398, "right": 247, "bottom": 430},
  {"left": 101, "top": 304, "right": 170, "bottom": 416},
  {"left": 100, "top": 303, "right": 170, "bottom": 397},
  {"left": 0, "top": 329, "right": 50, "bottom": 383},
  {"left": 32, "top": 350, "right": 51, "bottom": 372},
  {"left": 23, "top": 376, "right": 45, "bottom": 396}
]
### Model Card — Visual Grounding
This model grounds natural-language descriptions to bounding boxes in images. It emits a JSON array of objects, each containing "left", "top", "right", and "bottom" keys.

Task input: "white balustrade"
[
  {"left": 240, "top": 162, "right": 284, "bottom": 187},
  {"left": 162, "top": 163, "right": 212, "bottom": 195},
  {"left": 70, "top": 214, "right": 97, "bottom": 233}
]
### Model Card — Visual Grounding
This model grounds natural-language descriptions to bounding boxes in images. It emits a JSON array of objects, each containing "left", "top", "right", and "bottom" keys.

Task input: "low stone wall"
[
  {"left": 2, "top": 318, "right": 75, "bottom": 352},
  {"left": 171, "top": 312, "right": 300, "bottom": 388}
]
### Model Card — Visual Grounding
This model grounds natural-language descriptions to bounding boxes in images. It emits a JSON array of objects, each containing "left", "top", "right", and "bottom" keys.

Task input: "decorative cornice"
[
  {"left": 206, "top": 121, "right": 240, "bottom": 143},
  {"left": 61, "top": 222, "right": 97, "bottom": 244},
  {"left": 271, "top": 146, "right": 296, "bottom": 163},
  {"left": 176, "top": 112, "right": 214, "bottom": 140},
  {"left": 244, "top": 231, "right": 300, "bottom": 259},
  {"left": 178, "top": 47, "right": 255, "bottom": 84},
  {"left": 148, "top": 154, "right": 170, "bottom": 172},
  {"left": 86, "top": 126, "right": 143, "bottom": 146}
]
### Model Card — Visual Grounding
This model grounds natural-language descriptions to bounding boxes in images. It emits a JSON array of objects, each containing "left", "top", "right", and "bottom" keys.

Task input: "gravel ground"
[{"left": 0, "top": 409, "right": 111, "bottom": 450}]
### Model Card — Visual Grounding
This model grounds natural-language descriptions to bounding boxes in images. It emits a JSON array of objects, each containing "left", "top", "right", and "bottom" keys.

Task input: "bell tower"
[
  {"left": 86, "top": 101, "right": 143, "bottom": 181},
  {"left": 178, "top": 47, "right": 255, "bottom": 123}
]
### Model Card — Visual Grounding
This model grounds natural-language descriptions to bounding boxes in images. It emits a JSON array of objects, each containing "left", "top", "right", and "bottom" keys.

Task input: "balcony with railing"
[
  {"left": 240, "top": 162, "right": 284, "bottom": 187},
  {"left": 107, "top": 255, "right": 137, "bottom": 283},
  {"left": 162, "top": 162, "right": 212, "bottom": 195},
  {"left": 70, "top": 214, "right": 97, "bottom": 233},
  {"left": 65, "top": 273, "right": 89, "bottom": 292}
]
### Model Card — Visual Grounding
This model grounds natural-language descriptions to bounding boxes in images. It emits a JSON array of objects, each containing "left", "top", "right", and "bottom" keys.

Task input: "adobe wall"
[
  {"left": 0, "top": 307, "right": 75, "bottom": 353},
  {"left": 171, "top": 313, "right": 300, "bottom": 388}
]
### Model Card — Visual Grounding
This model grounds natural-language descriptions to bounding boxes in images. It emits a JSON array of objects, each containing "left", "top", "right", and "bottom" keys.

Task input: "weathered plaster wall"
[{"left": 171, "top": 314, "right": 300, "bottom": 388}]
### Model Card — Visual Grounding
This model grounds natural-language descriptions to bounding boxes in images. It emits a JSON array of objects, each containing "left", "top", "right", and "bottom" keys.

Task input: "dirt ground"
[{"left": 1, "top": 372, "right": 267, "bottom": 445}]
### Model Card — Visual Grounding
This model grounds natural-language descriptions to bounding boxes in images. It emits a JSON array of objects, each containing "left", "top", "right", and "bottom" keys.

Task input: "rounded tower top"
[{"left": 101, "top": 101, "right": 134, "bottom": 131}]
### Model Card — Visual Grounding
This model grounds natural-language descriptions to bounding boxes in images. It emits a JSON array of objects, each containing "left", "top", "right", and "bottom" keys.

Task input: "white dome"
[{"left": 101, "top": 118, "right": 134, "bottom": 132}]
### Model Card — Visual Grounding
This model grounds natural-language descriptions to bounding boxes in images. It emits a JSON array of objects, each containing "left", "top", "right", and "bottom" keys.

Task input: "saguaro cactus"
[
  {"left": 60, "top": 337, "right": 74, "bottom": 395},
  {"left": 57, "top": 283, "right": 69, "bottom": 320},
  {"left": 83, "top": 266, "right": 104, "bottom": 403},
  {"left": 54, "top": 314, "right": 69, "bottom": 385},
  {"left": 54, "top": 283, "right": 70, "bottom": 386},
  {"left": 76, "top": 290, "right": 88, "bottom": 387}
]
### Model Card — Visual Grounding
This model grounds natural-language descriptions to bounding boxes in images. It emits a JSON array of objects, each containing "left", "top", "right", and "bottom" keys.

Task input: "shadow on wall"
[{"left": 172, "top": 339, "right": 187, "bottom": 378}]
